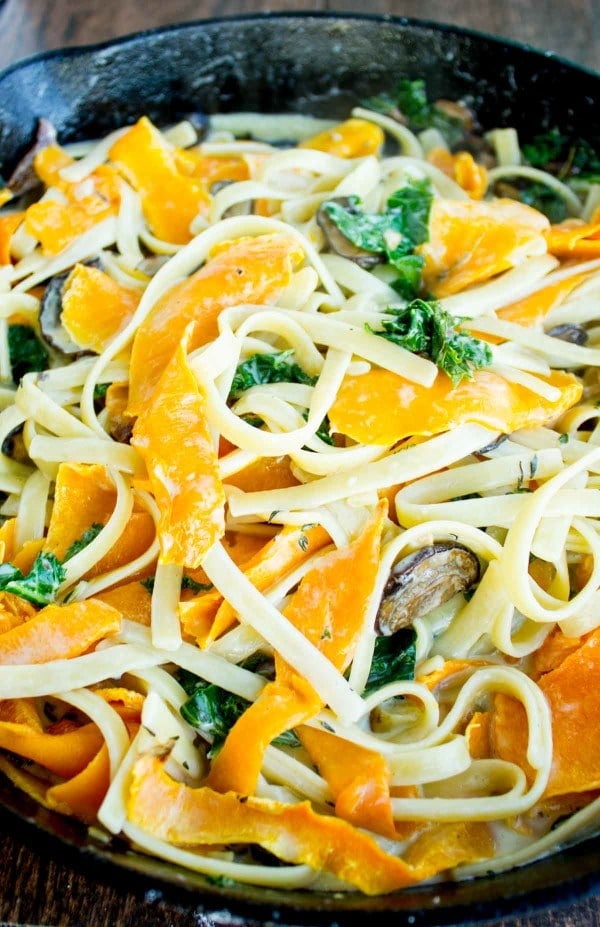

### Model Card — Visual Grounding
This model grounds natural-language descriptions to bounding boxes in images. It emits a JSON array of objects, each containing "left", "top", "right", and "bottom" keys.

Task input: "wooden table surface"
[{"left": 0, "top": 1, "right": 598, "bottom": 925}]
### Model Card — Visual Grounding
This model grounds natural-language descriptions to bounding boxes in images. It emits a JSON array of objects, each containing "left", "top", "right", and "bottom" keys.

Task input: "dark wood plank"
[
  {"left": 0, "top": 0, "right": 596, "bottom": 69},
  {"left": 322, "top": 0, "right": 597, "bottom": 68},
  {"left": 0, "top": 1, "right": 597, "bottom": 925}
]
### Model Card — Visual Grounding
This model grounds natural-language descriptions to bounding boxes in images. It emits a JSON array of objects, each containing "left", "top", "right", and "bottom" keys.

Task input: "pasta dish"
[{"left": 0, "top": 80, "right": 598, "bottom": 895}]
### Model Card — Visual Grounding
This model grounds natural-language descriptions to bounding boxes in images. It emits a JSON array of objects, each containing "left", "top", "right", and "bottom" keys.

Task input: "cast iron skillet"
[{"left": 0, "top": 12, "right": 598, "bottom": 926}]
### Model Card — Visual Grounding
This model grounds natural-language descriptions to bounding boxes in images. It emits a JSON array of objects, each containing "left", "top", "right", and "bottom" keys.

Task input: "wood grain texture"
[
  {"left": 0, "top": 1, "right": 597, "bottom": 925},
  {"left": 0, "top": 0, "right": 596, "bottom": 69}
]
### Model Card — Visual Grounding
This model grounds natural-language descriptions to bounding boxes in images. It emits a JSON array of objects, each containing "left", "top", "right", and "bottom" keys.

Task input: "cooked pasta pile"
[{"left": 0, "top": 81, "right": 599, "bottom": 895}]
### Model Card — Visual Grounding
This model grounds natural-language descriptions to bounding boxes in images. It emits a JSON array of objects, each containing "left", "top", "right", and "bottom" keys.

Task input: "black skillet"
[{"left": 0, "top": 12, "right": 598, "bottom": 926}]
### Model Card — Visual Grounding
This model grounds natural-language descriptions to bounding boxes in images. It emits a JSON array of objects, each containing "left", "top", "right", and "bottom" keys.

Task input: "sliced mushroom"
[
  {"left": 136, "top": 254, "right": 172, "bottom": 277},
  {"left": 110, "top": 417, "right": 135, "bottom": 445},
  {"left": 183, "top": 112, "right": 209, "bottom": 143},
  {"left": 8, "top": 118, "right": 57, "bottom": 196},
  {"left": 547, "top": 323, "right": 589, "bottom": 346},
  {"left": 316, "top": 197, "right": 383, "bottom": 268},
  {"left": 376, "top": 542, "right": 480, "bottom": 635},
  {"left": 434, "top": 99, "right": 475, "bottom": 132},
  {"left": 210, "top": 180, "right": 254, "bottom": 218},
  {"left": 1, "top": 423, "right": 30, "bottom": 464},
  {"left": 39, "top": 264, "right": 99, "bottom": 357}
]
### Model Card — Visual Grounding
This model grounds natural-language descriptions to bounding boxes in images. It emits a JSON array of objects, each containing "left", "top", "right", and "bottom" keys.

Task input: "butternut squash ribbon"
[
  {"left": 329, "top": 368, "right": 582, "bottom": 446},
  {"left": 132, "top": 324, "right": 225, "bottom": 568},
  {"left": 205, "top": 501, "right": 388, "bottom": 796},
  {"left": 127, "top": 232, "right": 304, "bottom": 415}
]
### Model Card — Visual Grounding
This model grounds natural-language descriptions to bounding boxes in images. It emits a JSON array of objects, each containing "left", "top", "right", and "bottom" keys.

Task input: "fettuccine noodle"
[{"left": 0, "top": 85, "right": 598, "bottom": 896}]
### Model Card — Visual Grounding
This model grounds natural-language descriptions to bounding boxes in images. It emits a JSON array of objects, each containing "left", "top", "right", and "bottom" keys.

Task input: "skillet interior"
[{"left": 0, "top": 12, "right": 598, "bottom": 925}]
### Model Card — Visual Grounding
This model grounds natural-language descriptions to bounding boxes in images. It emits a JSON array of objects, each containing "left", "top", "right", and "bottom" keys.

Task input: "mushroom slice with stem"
[
  {"left": 316, "top": 197, "right": 383, "bottom": 268},
  {"left": 39, "top": 264, "right": 100, "bottom": 358},
  {"left": 376, "top": 542, "right": 480, "bottom": 635},
  {"left": 7, "top": 118, "right": 57, "bottom": 197}
]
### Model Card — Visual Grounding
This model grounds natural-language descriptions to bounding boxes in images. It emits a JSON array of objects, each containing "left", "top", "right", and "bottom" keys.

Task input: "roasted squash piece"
[
  {"left": 0, "top": 598, "right": 121, "bottom": 665},
  {"left": 205, "top": 503, "right": 387, "bottom": 796},
  {"left": 329, "top": 368, "right": 581, "bottom": 445},
  {"left": 492, "top": 629, "right": 600, "bottom": 797},
  {"left": 128, "top": 753, "right": 419, "bottom": 895},
  {"left": 545, "top": 220, "right": 600, "bottom": 259},
  {"left": 300, "top": 118, "right": 384, "bottom": 158},
  {"left": 298, "top": 726, "right": 396, "bottom": 837},
  {"left": 61, "top": 263, "right": 140, "bottom": 353},
  {"left": 419, "top": 198, "right": 549, "bottom": 297},
  {"left": 131, "top": 324, "right": 225, "bottom": 568},
  {"left": 109, "top": 117, "right": 210, "bottom": 244},
  {"left": 127, "top": 232, "right": 304, "bottom": 414}
]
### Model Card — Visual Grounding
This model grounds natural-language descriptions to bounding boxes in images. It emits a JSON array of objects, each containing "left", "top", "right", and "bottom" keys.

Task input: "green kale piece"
[
  {"left": 8, "top": 324, "right": 49, "bottom": 384},
  {"left": 178, "top": 668, "right": 299, "bottom": 756},
  {"left": 320, "top": 180, "right": 432, "bottom": 268},
  {"left": 64, "top": 523, "right": 104, "bottom": 561},
  {"left": 141, "top": 575, "right": 213, "bottom": 594},
  {"left": 181, "top": 575, "right": 213, "bottom": 593},
  {"left": 364, "top": 79, "right": 466, "bottom": 147},
  {"left": 516, "top": 181, "right": 569, "bottom": 224},
  {"left": 364, "top": 628, "right": 417, "bottom": 696},
  {"left": 369, "top": 298, "right": 492, "bottom": 386},
  {"left": 522, "top": 128, "right": 600, "bottom": 181},
  {"left": 230, "top": 350, "right": 316, "bottom": 399},
  {"left": 0, "top": 551, "right": 65, "bottom": 606}
]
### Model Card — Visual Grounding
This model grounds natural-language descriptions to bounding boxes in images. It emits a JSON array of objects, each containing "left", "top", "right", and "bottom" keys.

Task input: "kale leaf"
[
  {"left": 64, "top": 523, "right": 104, "bottom": 561},
  {"left": 315, "top": 415, "right": 334, "bottom": 446},
  {"left": 320, "top": 180, "right": 432, "bottom": 298},
  {"left": 8, "top": 324, "right": 49, "bottom": 384},
  {"left": 364, "top": 79, "right": 465, "bottom": 147},
  {"left": 521, "top": 127, "right": 566, "bottom": 168},
  {"left": 93, "top": 382, "right": 110, "bottom": 410},
  {"left": 230, "top": 350, "right": 335, "bottom": 443},
  {"left": 230, "top": 350, "right": 316, "bottom": 399},
  {"left": 390, "top": 254, "right": 427, "bottom": 300},
  {"left": 178, "top": 668, "right": 299, "bottom": 755},
  {"left": 522, "top": 127, "right": 600, "bottom": 181},
  {"left": 141, "top": 575, "right": 213, "bottom": 594},
  {"left": 516, "top": 181, "right": 569, "bottom": 224},
  {"left": 320, "top": 180, "right": 432, "bottom": 268},
  {"left": 364, "top": 628, "right": 417, "bottom": 696},
  {"left": 0, "top": 551, "right": 65, "bottom": 605},
  {"left": 369, "top": 298, "right": 492, "bottom": 386},
  {"left": 0, "top": 522, "right": 111, "bottom": 607}
]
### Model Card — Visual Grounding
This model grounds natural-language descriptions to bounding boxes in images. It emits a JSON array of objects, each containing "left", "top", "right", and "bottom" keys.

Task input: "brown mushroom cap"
[
  {"left": 39, "top": 263, "right": 101, "bottom": 358},
  {"left": 376, "top": 542, "right": 480, "bottom": 635},
  {"left": 316, "top": 197, "right": 383, "bottom": 268},
  {"left": 8, "top": 118, "right": 57, "bottom": 197},
  {"left": 546, "top": 323, "right": 589, "bottom": 346},
  {"left": 210, "top": 180, "right": 253, "bottom": 218}
]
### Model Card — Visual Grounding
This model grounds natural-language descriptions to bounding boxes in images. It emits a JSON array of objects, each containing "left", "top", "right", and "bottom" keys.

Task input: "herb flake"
[{"left": 364, "top": 79, "right": 466, "bottom": 147}]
